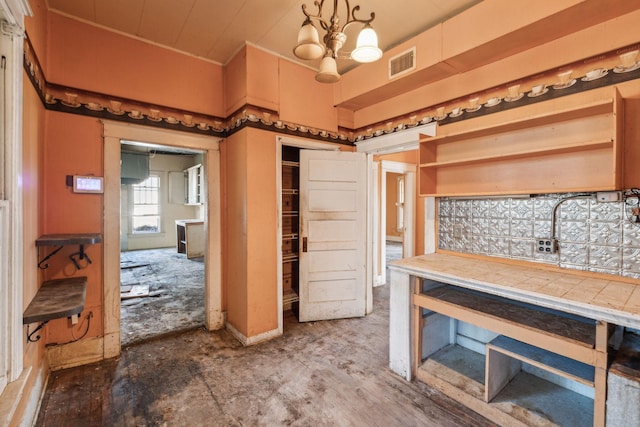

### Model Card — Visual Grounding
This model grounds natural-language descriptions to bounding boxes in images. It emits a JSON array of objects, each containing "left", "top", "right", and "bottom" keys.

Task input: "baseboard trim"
[
  {"left": 0, "top": 362, "right": 47, "bottom": 427},
  {"left": 226, "top": 322, "right": 281, "bottom": 346},
  {"left": 47, "top": 336, "right": 104, "bottom": 371}
]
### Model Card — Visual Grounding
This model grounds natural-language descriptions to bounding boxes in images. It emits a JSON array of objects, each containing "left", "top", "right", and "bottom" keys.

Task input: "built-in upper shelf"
[
  {"left": 23, "top": 276, "right": 87, "bottom": 342},
  {"left": 418, "top": 87, "right": 623, "bottom": 197},
  {"left": 36, "top": 233, "right": 102, "bottom": 269}
]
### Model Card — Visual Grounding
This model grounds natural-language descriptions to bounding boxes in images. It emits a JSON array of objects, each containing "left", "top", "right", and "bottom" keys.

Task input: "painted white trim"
[
  {"left": 277, "top": 136, "right": 340, "bottom": 151},
  {"left": 367, "top": 159, "right": 379, "bottom": 311},
  {"left": 275, "top": 143, "right": 283, "bottom": 334},
  {"left": 0, "top": 0, "right": 29, "bottom": 407},
  {"left": 424, "top": 197, "right": 436, "bottom": 255},
  {"left": 103, "top": 121, "right": 223, "bottom": 359},
  {"left": 226, "top": 323, "right": 280, "bottom": 346},
  {"left": 380, "top": 161, "right": 416, "bottom": 285},
  {"left": 0, "top": 366, "right": 30, "bottom": 426},
  {"left": 355, "top": 121, "right": 436, "bottom": 155}
]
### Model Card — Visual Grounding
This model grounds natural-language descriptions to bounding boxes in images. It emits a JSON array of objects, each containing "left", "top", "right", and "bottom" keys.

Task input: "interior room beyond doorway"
[{"left": 119, "top": 143, "right": 206, "bottom": 345}]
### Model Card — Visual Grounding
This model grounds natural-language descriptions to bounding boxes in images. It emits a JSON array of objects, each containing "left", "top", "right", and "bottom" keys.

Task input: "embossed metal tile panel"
[{"left": 438, "top": 195, "right": 640, "bottom": 280}]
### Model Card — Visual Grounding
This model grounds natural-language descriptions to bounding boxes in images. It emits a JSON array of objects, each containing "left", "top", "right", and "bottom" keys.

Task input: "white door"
[{"left": 298, "top": 150, "right": 367, "bottom": 321}]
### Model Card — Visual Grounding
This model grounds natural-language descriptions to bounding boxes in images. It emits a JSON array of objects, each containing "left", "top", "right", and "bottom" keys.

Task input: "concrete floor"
[
  {"left": 35, "top": 278, "right": 497, "bottom": 426},
  {"left": 120, "top": 248, "right": 204, "bottom": 345}
]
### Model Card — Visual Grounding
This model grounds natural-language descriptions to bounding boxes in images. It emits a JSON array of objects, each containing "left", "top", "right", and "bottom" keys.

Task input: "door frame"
[
  {"left": 380, "top": 160, "right": 416, "bottom": 283},
  {"left": 356, "top": 122, "right": 436, "bottom": 305},
  {"left": 103, "top": 121, "right": 223, "bottom": 359},
  {"left": 275, "top": 136, "right": 339, "bottom": 334}
]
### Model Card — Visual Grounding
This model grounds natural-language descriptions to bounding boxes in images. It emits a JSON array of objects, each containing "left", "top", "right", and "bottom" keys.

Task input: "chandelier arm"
[
  {"left": 301, "top": 1, "right": 331, "bottom": 32},
  {"left": 346, "top": 4, "right": 375, "bottom": 26}
]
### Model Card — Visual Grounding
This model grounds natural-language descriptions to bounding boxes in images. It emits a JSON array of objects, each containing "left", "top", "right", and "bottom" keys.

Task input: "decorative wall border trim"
[{"left": 23, "top": 32, "right": 640, "bottom": 147}]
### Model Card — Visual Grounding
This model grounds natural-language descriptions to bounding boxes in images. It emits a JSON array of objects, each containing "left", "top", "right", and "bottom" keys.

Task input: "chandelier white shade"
[
  {"left": 293, "top": 20, "right": 325, "bottom": 60},
  {"left": 351, "top": 24, "right": 382, "bottom": 63},
  {"left": 294, "top": 0, "right": 382, "bottom": 83}
]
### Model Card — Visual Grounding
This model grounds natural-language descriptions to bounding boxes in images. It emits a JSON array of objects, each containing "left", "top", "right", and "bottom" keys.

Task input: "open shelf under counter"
[
  {"left": 388, "top": 252, "right": 640, "bottom": 427},
  {"left": 416, "top": 344, "right": 594, "bottom": 427}
]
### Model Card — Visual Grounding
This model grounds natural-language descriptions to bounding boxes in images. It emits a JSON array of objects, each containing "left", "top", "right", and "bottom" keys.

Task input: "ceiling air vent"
[{"left": 389, "top": 47, "right": 416, "bottom": 80}]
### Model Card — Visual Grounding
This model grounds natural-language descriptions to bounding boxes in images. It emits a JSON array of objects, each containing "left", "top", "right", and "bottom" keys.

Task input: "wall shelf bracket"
[
  {"left": 37, "top": 245, "right": 63, "bottom": 269},
  {"left": 26, "top": 320, "right": 49, "bottom": 343},
  {"left": 35, "top": 233, "right": 102, "bottom": 270}
]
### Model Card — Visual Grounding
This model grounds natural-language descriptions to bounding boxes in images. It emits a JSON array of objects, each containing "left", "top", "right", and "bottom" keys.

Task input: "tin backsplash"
[{"left": 438, "top": 194, "right": 640, "bottom": 279}]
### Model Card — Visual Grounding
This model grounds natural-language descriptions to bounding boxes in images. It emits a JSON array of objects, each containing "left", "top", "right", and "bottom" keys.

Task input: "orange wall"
[
  {"left": 40, "top": 112, "right": 104, "bottom": 344},
  {"left": 278, "top": 59, "right": 338, "bottom": 132},
  {"left": 245, "top": 128, "right": 278, "bottom": 336},
  {"left": 222, "top": 131, "right": 249, "bottom": 334},
  {"left": 348, "top": 6, "right": 640, "bottom": 128},
  {"left": 45, "top": 11, "right": 224, "bottom": 117},
  {"left": 222, "top": 128, "right": 278, "bottom": 338},
  {"left": 386, "top": 173, "right": 401, "bottom": 239}
]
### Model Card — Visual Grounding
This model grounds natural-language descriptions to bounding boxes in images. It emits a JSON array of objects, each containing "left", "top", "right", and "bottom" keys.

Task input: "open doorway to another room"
[
  {"left": 384, "top": 172, "right": 405, "bottom": 284},
  {"left": 374, "top": 155, "right": 417, "bottom": 287},
  {"left": 119, "top": 142, "right": 206, "bottom": 345}
]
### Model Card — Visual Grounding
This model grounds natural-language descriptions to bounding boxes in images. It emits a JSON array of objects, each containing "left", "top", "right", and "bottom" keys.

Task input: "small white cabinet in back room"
[{"left": 184, "top": 163, "right": 203, "bottom": 205}]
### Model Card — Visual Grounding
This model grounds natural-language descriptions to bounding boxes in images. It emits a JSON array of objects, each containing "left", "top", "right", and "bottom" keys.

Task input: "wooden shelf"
[
  {"left": 487, "top": 335, "right": 595, "bottom": 388},
  {"left": 414, "top": 286, "right": 597, "bottom": 364},
  {"left": 36, "top": 233, "right": 102, "bottom": 246},
  {"left": 24, "top": 277, "right": 87, "bottom": 324},
  {"left": 423, "top": 99, "right": 613, "bottom": 147},
  {"left": 36, "top": 233, "right": 102, "bottom": 270},
  {"left": 420, "top": 139, "right": 613, "bottom": 169},
  {"left": 419, "top": 87, "right": 623, "bottom": 197}
]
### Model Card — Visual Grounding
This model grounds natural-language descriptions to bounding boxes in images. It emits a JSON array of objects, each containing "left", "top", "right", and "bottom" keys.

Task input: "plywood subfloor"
[{"left": 35, "top": 285, "right": 497, "bottom": 427}]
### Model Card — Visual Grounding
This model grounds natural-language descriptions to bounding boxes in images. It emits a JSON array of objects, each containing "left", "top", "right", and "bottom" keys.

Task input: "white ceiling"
[{"left": 46, "top": 0, "right": 481, "bottom": 72}]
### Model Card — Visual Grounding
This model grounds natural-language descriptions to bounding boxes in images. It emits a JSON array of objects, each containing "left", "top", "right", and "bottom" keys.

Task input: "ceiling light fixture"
[{"left": 294, "top": 0, "right": 383, "bottom": 83}]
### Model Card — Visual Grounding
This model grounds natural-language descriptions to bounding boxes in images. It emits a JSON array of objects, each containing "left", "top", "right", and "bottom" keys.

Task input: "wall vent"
[{"left": 389, "top": 47, "right": 416, "bottom": 79}]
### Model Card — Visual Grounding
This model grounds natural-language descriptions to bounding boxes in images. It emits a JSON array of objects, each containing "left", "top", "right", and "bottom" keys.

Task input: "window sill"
[{"left": 128, "top": 232, "right": 166, "bottom": 239}]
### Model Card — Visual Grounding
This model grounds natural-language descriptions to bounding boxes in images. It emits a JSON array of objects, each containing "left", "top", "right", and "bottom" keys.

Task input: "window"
[
  {"left": 396, "top": 175, "right": 405, "bottom": 232},
  {"left": 132, "top": 175, "right": 161, "bottom": 233}
]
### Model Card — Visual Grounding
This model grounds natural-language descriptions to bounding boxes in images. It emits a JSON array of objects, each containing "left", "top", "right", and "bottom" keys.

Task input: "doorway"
[
  {"left": 119, "top": 143, "right": 206, "bottom": 345},
  {"left": 103, "top": 122, "right": 222, "bottom": 359},
  {"left": 378, "top": 159, "right": 416, "bottom": 286}
]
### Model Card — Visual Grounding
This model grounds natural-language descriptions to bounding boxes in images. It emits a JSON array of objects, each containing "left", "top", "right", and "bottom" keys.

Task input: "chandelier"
[{"left": 293, "top": 0, "right": 383, "bottom": 83}]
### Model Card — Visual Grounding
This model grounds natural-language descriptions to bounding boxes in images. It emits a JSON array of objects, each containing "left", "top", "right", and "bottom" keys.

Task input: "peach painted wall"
[
  {"left": 245, "top": 128, "right": 278, "bottom": 336},
  {"left": 386, "top": 173, "right": 401, "bottom": 239},
  {"left": 45, "top": 11, "right": 224, "bottom": 117},
  {"left": 225, "top": 45, "right": 279, "bottom": 116},
  {"left": 222, "top": 127, "right": 278, "bottom": 338},
  {"left": 221, "top": 131, "right": 248, "bottom": 335},
  {"left": 224, "top": 46, "right": 248, "bottom": 117},
  {"left": 246, "top": 45, "right": 279, "bottom": 113},
  {"left": 351, "top": 7, "right": 640, "bottom": 128},
  {"left": 41, "top": 112, "right": 104, "bottom": 344},
  {"left": 25, "top": 0, "right": 48, "bottom": 69},
  {"left": 278, "top": 59, "right": 338, "bottom": 132}
]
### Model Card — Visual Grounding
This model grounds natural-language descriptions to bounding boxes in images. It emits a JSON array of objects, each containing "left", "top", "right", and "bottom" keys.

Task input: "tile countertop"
[{"left": 389, "top": 252, "right": 640, "bottom": 329}]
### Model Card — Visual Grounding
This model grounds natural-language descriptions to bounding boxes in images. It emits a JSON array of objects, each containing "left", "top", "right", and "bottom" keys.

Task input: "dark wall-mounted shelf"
[
  {"left": 23, "top": 276, "right": 87, "bottom": 342},
  {"left": 36, "top": 233, "right": 102, "bottom": 269}
]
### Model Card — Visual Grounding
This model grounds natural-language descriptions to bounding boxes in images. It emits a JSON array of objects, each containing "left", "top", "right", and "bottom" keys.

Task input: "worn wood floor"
[
  {"left": 35, "top": 266, "right": 496, "bottom": 426},
  {"left": 35, "top": 287, "right": 496, "bottom": 426}
]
